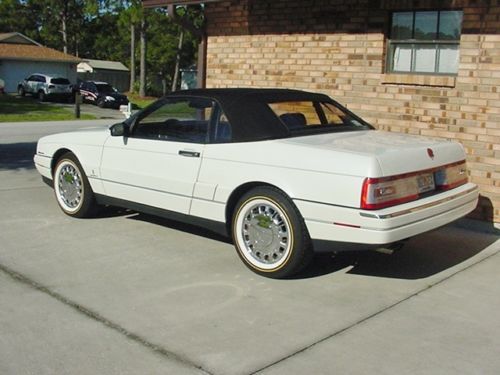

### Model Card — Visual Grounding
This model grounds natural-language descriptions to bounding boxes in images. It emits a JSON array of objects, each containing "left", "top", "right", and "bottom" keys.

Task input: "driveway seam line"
[
  {"left": 249, "top": 249, "right": 500, "bottom": 375},
  {"left": 0, "top": 262, "right": 215, "bottom": 375},
  {"left": 0, "top": 186, "right": 44, "bottom": 192}
]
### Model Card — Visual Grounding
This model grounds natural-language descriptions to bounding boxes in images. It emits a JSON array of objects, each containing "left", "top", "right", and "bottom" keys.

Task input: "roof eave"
[
  {"left": 0, "top": 56, "right": 81, "bottom": 63},
  {"left": 0, "top": 32, "right": 42, "bottom": 46}
]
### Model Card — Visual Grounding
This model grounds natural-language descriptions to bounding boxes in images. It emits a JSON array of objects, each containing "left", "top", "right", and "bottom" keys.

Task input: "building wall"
[
  {"left": 205, "top": 0, "right": 500, "bottom": 222},
  {"left": 0, "top": 60, "right": 77, "bottom": 92}
]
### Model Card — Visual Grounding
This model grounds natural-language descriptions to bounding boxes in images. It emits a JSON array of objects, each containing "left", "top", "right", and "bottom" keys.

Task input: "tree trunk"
[
  {"left": 129, "top": 24, "right": 136, "bottom": 92},
  {"left": 61, "top": 0, "right": 68, "bottom": 54},
  {"left": 171, "top": 30, "right": 184, "bottom": 92},
  {"left": 162, "top": 77, "right": 167, "bottom": 96},
  {"left": 139, "top": 18, "right": 146, "bottom": 97}
]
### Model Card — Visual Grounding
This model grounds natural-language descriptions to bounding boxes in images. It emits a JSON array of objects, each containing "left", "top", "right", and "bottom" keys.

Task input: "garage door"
[{"left": 0, "top": 61, "right": 76, "bottom": 93}]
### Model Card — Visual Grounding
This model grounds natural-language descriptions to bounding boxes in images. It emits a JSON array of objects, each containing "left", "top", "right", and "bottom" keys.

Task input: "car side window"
[{"left": 132, "top": 97, "right": 213, "bottom": 144}]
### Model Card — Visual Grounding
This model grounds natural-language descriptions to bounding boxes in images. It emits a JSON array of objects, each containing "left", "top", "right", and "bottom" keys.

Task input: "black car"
[{"left": 77, "top": 81, "right": 129, "bottom": 109}]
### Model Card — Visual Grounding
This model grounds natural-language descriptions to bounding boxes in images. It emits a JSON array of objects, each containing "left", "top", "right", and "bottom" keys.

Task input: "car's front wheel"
[
  {"left": 18, "top": 86, "right": 25, "bottom": 96},
  {"left": 38, "top": 91, "right": 46, "bottom": 102},
  {"left": 232, "top": 186, "right": 313, "bottom": 278},
  {"left": 53, "top": 153, "right": 97, "bottom": 218},
  {"left": 97, "top": 98, "right": 106, "bottom": 108}
]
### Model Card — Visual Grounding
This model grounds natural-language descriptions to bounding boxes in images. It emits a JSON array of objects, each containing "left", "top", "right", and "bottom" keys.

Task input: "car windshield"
[
  {"left": 268, "top": 100, "right": 371, "bottom": 135},
  {"left": 50, "top": 78, "right": 70, "bottom": 85},
  {"left": 96, "top": 84, "right": 116, "bottom": 93}
]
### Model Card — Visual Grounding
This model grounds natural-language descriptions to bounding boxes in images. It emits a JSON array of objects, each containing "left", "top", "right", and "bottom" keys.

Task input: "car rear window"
[
  {"left": 95, "top": 84, "right": 115, "bottom": 93},
  {"left": 268, "top": 100, "right": 370, "bottom": 134},
  {"left": 50, "top": 78, "right": 70, "bottom": 85}
]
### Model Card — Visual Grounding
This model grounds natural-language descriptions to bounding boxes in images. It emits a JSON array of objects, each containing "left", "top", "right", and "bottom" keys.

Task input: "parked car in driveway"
[
  {"left": 33, "top": 88, "right": 479, "bottom": 278},
  {"left": 17, "top": 73, "right": 72, "bottom": 102},
  {"left": 77, "top": 80, "right": 129, "bottom": 109}
]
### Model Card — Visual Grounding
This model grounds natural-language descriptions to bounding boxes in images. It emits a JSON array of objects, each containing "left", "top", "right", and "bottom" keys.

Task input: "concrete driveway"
[{"left": 1, "top": 120, "right": 499, "bottom": 375}]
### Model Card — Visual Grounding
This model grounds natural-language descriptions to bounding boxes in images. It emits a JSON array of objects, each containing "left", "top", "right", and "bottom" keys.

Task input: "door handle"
[{"left": 178, "top": 150, "right": 200, "bottom": 158}]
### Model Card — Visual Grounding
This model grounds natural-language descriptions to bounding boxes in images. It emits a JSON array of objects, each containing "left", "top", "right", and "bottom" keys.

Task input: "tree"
[
  {"left": 171, "top": 30, "right": 183, "bottom": 92},
  {"left": 0, "top": 0, "right": 27, "bottom": 33},
  {"left": 129, "top": 23, "right": 136, "bottom": 91},
  {"left": 139, "top": 15, "right": 146, "bottom": 97},
  {"left": 145, "top": 7, "right": 198, "bottom": 95},
  {"left": 0, "top": 0, "right": 199, "bottom": 96},
  {"left": 27, "top": 0, "right": 86, "bottom": 55},
  {"left": 118, "top": 0, "right": 142, "bottom": 93}
]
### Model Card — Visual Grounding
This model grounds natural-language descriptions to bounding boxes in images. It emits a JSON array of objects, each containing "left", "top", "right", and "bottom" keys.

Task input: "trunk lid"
[{"left": 280, "top": 130, "right": 465, "bottom": 177}]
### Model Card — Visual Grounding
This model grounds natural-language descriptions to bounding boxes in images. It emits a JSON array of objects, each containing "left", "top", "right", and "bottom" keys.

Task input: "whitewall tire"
[
  {"left": 232, "top": 186, "right": 312, "bottom": 278},
  {"left": 53, "top": 153, "right": 97, "bottom": 218}
]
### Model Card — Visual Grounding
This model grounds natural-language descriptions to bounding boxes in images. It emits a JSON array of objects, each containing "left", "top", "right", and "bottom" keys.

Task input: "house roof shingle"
[{"left": 0, "top": 43, "right": 80, "bottom": 63}]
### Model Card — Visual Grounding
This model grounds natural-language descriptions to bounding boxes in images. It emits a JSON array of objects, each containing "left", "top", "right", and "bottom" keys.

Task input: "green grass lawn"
[
  {"left": 0, "top": 94, "right": 95, "bottom": 122},
  {"left": 125, "top": 92, "right": 158, "bottom": 109}
]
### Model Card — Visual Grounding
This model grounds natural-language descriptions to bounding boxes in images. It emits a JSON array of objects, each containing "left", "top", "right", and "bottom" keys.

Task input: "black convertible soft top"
[
  {"left": 168, "top": 88, "right": 336, "bottom": 142},
  {"left": 129, "top": 88, "right": 370, "bottom": 143}
]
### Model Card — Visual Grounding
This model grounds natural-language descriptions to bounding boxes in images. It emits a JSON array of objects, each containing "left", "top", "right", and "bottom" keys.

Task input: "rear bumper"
[{"left": 294, "top": 183, "right": 479, "bottom": 250}]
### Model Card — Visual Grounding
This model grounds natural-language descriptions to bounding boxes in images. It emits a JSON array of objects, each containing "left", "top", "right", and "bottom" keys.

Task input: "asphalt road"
[{"left": 1, "top": 120, "right": 499, "bottom": 375}]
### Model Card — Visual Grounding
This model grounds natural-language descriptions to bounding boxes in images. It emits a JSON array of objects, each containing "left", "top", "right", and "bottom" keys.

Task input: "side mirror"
[{"left": 110, "top": 122, "right": 129, "bottom": 137}]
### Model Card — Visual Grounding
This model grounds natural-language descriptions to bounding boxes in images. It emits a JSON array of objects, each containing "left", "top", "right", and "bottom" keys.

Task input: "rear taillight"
[
  {"left": 361, "top": 176, "right": 419, "bottom": 210},
  {"left": 361, "top": 160, "right": 467, "bottom": 210},
  {"left": 434, "top": 162, "right": 468, "bottom": 190}
]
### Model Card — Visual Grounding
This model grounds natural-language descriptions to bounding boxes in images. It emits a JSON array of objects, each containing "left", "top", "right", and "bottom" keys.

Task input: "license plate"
[{"left": 417, "top": 173, "right": 435, "bottom": 193}]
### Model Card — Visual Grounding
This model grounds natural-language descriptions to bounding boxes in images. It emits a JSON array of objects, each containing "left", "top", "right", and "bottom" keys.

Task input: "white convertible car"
[{"left": 34, "top": 89, "right": 479, "bottom": 278}]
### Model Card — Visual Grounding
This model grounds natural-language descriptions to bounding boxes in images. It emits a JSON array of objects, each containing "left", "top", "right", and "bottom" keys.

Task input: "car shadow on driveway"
[
  {"left": 124, "top": 212, "right": 497, "bottom": 280},
  {"left": 0, "top": 142, "right": 37, "bottom": 170},
  {"left": 300, "top": 227, "right": 498, "bottom": 280},
  {"left": 126, "top": 212, "right": 232, "bottom": 244}
]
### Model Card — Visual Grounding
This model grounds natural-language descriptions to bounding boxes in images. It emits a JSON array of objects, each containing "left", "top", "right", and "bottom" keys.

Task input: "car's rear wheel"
[
  {"left": 232, "top": 186, "right": 313, "bottom": 278},
  {"left": 53, "top": 153, "right": 97, "bottom": 218},
  {"left": 18, "top": 86, "right": 25, "bottom": 96},
  {"left": 38, "top": 91, "right": 46, "bottom": 102},
  {"left": 97, "top": 98, "right": 105, "bottom": 108}
]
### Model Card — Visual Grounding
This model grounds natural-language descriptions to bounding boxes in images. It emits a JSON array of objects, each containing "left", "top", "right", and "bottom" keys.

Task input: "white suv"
[{"left": 18, "top": 73, "right": 72, "bottom": 102}]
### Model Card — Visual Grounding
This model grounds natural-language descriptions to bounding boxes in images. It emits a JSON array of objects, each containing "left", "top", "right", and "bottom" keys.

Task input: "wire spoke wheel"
[
  {"left": 53, "top": 153, "right": 97, "bottom": 218},
  {"left": 232, "top": 187, "right": 312, "bottom": 278},
  {"left": 241, "top": 201, "right": 291, "bottom": 267},
  {"left": 57, "top": 163, "right": 83, "bottom": 210}
]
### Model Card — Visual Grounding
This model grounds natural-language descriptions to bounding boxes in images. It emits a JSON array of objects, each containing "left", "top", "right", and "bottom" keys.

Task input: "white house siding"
[
  {"left": 0, "top": 60, "right": 77, "bottom": 93},
  {"left": 77, "top": 62, "right": 93, "bottom": 73}
]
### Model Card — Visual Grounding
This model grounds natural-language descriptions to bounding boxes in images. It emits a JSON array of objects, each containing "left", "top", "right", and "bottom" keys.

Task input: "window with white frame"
[{"left": 387, "top": 10, "right": 463, "bottom": 74}]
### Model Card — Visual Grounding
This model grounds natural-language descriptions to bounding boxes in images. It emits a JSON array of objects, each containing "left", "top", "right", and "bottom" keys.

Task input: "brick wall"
[{"left": 205, "top": 0, "right": 500, "bottom": 222}]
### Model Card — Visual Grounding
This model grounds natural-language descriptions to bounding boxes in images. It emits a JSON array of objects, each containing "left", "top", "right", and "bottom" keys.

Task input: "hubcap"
[
  {"left": 241, "top": 202, "right": 290, "bottom": 266},
  {"left": 57, "top": 163, "right": 83, "bottom": 209}
]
